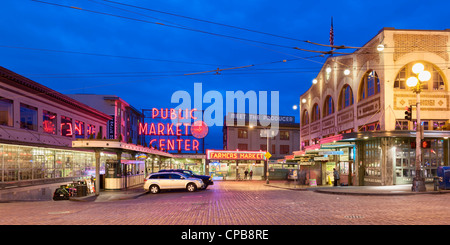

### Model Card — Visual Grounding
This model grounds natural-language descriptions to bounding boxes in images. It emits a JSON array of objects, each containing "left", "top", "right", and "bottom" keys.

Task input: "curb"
[{"left": 266, "top": 184, "right": 450, "bottom": 196}]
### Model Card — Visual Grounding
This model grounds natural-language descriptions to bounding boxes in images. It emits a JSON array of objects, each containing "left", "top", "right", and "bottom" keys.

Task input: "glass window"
[
  {"left": 395, "top": 120, "right": 409, "bottom": 130},
  {"left": 170, "top": 173, "right": 182, "bottom": 179},
  {"left": 0, "top": 97, "right": 13, "bottom": 127},
  {"left": 280, "top": 131, "right": 290, "bottom": 140},
  {"left": 237, "top": 143, "right": 248, "bottom": 150},
  {"left": 20, "top": 103, "right": 38, "bottom": 131},
  {"left": 359, "top": 70, "right": 380, "bottom": 101},
  {"left": 260, "top": 144, "right": 267, "bottom": 151},
  {"left": 280, "top": 145, "right": 290, "bottom": 154},
  {"left": 43, "top": 110, "right": 57, "bottom": 134},
  {"left": 433, "top": 120, "right": 447, "bottom": 130},
  {"left": 344, "top": 85, "right": 353, "bottom": 108},
  {"left": 74, "top": 120, "right": 85, "bottom": 139},
  {"left": 394, "top": 62, "right": 445, "bottom": 91},
  {"left": 302, "top": 110, "right": 309, "bottom": 126},
  {"left": 87, "top": 124, "right": 96, "bottom": 138},
  {"left": 238, "top": 129, "right": 248, "bottom": 139},
  {"left": 323, "top": 96, "right": 334, "bottom": 117},
  {"left": 311, "top": 104, "right": 320, "bottom": 122},
  {"left": 61, "top": 116, "right": 73, "bottom": 137}
]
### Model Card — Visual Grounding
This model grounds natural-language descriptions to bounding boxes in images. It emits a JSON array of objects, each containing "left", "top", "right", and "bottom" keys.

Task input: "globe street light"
[{"left": 407, "top": 62, "right": 430, "bottom": 192}]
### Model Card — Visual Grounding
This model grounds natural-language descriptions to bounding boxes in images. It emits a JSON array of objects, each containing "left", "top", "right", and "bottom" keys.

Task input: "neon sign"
[
  {"left": 207, "top": 150, "right": 266, "bottom": 160},
  {"left": 140, "top": 108, "right": 207, "bottom": 152}
]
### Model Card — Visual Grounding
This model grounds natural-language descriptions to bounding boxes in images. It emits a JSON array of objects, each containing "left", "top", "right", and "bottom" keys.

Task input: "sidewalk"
[
  {"left": 69, "top": 184, "right": 147, "bottom": 202},
  {"left": 265, "top": 180, "right": 450, "bottom": 196},
  {"left": 69, "top": 181, "right": 450, "bottom": 202}
]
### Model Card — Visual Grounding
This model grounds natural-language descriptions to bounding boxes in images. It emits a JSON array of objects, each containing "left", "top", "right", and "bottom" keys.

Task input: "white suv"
[{"left": 144, "top": 172, "right": 204, "bottom": 194}]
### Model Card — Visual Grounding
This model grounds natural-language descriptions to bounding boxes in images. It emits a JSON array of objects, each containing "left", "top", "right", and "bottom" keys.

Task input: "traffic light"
[
  {"left": 404, "top": 106, "right": 412, "bottom": 121},
  {"left": 421, "top": 140, "right": 431, "bottom": 148}
]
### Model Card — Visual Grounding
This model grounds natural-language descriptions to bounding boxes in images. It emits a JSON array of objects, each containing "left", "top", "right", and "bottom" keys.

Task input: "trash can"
[
  {"left": 76, "top": 185, "right": 88, "bottom": 197},
  {"left": 437, "top": 166, "right": 450, "bottom": 190}
]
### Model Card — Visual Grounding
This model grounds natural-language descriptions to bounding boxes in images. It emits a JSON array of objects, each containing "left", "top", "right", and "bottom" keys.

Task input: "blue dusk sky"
[{"left": 1, "top": 0, "right": 449, "bottom": 150}]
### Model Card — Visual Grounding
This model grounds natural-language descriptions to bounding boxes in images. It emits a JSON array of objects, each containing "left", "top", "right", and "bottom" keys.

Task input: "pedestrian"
[
  {"left": 244, "top": 169, "right": 248, "bottom": 180},
  {"left": 249, "top": 170, "right": 253, "bottom": 180},
  {"left": 333, "top": 168, "right": 340, "bottom": 187}
]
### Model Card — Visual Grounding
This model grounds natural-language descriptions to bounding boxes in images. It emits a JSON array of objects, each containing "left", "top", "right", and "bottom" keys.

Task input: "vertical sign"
[{"left": 108, "top": 115, "right": 115, "bottom": 139}]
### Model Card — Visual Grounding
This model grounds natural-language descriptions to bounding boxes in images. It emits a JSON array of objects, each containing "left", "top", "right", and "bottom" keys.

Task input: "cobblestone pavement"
[{"left": 1, "top": 180, "right": 449, "bottom": 225}]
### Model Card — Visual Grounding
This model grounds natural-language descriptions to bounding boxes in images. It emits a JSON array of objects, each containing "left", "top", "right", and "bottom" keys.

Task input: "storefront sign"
[
  {"left": 140, "top": 108, "right": 207, "bottom": 152},
  {"left": 314, "top": 157, "right": 329, "bottom": 161},
  {"left": 299, "top": 162, "right": 314, "bottom": 165},
  {"left": 228, "top": 113, "right": 295, "bottom": 123},
  {"left": 207, "top": 150, "right": 266, "bottom": 160},
  {"left": 108, "top": 115, "right": 115, "bottom": 139},
  {"left": 318, "top": 151, "right": 344, "bottom": 155}
]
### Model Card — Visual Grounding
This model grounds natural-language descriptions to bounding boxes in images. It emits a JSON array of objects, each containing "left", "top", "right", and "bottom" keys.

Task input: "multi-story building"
[
  {"left": 0, "top": 66, "right": 113, "bottom": 196},
  {"left": 297, "top": 28, "right": 450, "bottom": 187},
  {"left": 222, "top": 113, "right": 299, "bottom": 180},
  {"left": 66, "top": 94, "right": 144, "bottom": 145},
  {"left": 223, "top": 113, "right": 299, "bottom": 160},
  {"left": 0, "top": 67, "right": 174, "bottom": 200}
]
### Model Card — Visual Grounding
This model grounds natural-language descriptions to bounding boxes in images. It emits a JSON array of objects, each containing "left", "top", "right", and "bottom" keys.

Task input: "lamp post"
[
  {"left": 406, "top": 63, "right": 431, "bottom": 192},
  {"left": 249, "top": 124, "right": 272, "bottom": 184}
]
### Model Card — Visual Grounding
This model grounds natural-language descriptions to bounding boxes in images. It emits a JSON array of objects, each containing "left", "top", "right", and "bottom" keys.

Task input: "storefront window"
[
  {"left": 433, "top": 121, "right": 447, "bottom": 130},
  {"left": 43, "top": 110, "right": 57, "bottom": 134},
  {"left": 393, "top": 138, "right": 443, "bottom": 184},
  {"left": 20, "top": 103, "right": 38, "bottom": 131},
  {"left": 0, "top": 97, "right": 13, "bottom": 127},
  {"left": 359, "top": 139, "right": 382, "bottom": 183},
  {"left": 87, "top": 124, "right": 96, "bottom": 138},
  {"left": 395, "top": 120, "right": 408, "bottom": 130},
  {"left": 0, "top": 143, "right": 111, "bottom": 183},
  {"left": 74, "top": 120, "right": 85, "bottom": 139},
  {"left": 61, "top": 116, "right": 73, "bottom": 137}
]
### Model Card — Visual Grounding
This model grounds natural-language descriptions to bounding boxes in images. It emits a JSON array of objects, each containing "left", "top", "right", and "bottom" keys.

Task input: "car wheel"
[
  {"left": 149, "top": 185, "right": 160, "bottom": 194},
  {"left": 186, "top": 183, "right": 197, "bottom": 192}
]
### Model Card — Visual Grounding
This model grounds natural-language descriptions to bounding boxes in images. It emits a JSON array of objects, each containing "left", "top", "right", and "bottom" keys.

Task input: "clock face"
[{"left": 191, "top": 120, "right": 209, "bottom": 139}]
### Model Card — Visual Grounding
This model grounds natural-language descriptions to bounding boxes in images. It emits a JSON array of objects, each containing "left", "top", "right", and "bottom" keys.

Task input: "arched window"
[
  {"left": 311, "top": 103, "right": 320, "bottom": 122},
  {"left": 359, "top": 70, "right": 380, "bottom": 101},
  {"left": 394, "top": 62, "right": 445, "bottom": 91},
  {"left": 338, "top": 85, "right": 353, "bottom": 110},
  {"left": 323, "top": 95, "right": 334, "bottom": 117},
  {"left": 301, "top": 110, "right": 309, "bottom": 126}
]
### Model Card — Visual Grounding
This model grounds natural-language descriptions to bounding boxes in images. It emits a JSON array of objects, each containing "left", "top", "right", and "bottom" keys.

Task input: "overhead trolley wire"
[{"left": 30, "top": 0, "right": 295, "bottom": 50}]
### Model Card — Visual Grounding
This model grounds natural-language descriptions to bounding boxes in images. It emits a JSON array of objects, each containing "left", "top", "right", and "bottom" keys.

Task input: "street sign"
[{"left": 265, "top": 152, "right": 272, "bottom": 159}]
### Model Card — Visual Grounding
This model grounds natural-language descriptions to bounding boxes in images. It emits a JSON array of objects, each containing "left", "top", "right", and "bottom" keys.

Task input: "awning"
[{"left": 72, "top": 139, "right": 174, "bottom": 158}]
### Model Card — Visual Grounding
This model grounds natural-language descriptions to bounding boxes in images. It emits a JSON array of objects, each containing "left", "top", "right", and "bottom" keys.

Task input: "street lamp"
[{"left": 406, "top": 62, "right": 430, "bottom": 192}]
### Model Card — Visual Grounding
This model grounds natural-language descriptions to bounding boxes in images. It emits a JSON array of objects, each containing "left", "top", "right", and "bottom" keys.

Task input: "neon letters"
[{"left": 139, "top": 108, "right": 202, "bottom": 152}]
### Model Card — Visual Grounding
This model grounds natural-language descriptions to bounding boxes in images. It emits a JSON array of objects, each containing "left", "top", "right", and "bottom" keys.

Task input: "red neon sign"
[
  {"left": 151, "top": 108, "right": 197, "bottom": 120},
  {"left": 140, "top": 108, "right": 205, "bottom": 152}
]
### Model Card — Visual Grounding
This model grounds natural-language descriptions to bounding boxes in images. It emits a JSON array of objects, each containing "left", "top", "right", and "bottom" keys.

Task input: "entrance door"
[{"left": 394, "top": 147, "right": 415, "bottom": 185}]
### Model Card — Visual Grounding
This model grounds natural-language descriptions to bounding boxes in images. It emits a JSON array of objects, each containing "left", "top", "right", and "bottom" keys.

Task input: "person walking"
[
  {"left": 333, "top": 168, "right": 340, "bottom": 187},
  {"left": 249, "top": 170, "right": 253, "bottom": 180},
  {"left": 244, "top": 169, "right": 249, "bottom": 180}
]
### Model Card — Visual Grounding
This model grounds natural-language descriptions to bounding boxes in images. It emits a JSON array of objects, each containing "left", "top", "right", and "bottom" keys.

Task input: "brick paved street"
[{"left": 1, "top": 180, "right": 449, "bottom": 225}]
